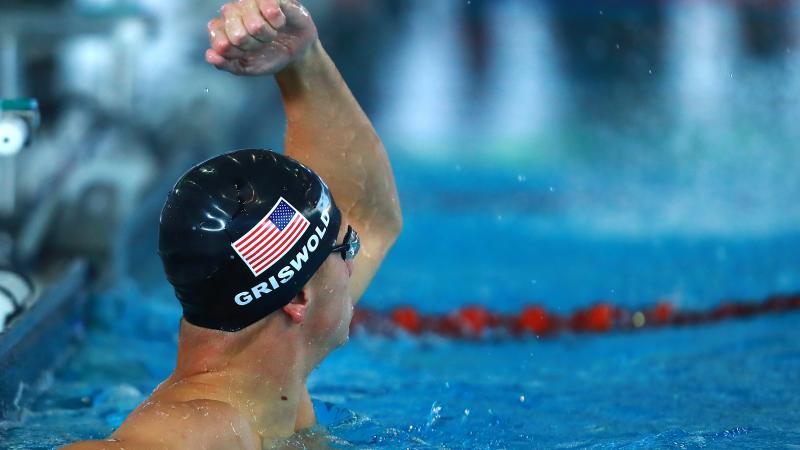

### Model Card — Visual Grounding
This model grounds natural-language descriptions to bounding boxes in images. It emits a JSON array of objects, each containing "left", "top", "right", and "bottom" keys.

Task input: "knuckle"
[
  {"left": 225, "top": 26, "right": 243, "bottom": 43},
  {"left": 257, "top": 0, "right": 272, "bottom": 15},
  {"left": 252, "top": 21, "right": 274, "bottom": 37},
  {"left": 267, "top": 7, "right": 280, "bottom": 19},
  {"left": 212, "top": 39, "right": 229, "bottom": 52},
  {"left": 244, "top": 20, "right": 263, "bottom": 35},
  {"left": 229, "top": 32, "right": 246, "bottom": 46}
]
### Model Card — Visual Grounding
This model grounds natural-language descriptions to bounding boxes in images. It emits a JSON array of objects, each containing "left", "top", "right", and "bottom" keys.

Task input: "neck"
[{"left": 168, "top": 318, "right": 311, "bottom": 440}]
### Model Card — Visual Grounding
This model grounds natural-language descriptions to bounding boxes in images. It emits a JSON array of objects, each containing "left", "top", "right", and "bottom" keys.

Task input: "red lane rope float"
[{"left": 349, "top": 293, "right": 800, "bottom": 339}]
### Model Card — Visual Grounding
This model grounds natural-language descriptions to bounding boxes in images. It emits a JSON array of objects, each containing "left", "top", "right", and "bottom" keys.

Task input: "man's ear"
[{"left": 282, "top": 288, "right": 310, "bottom": 324}]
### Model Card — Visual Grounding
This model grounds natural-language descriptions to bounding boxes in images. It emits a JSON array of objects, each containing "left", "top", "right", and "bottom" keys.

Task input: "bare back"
[{"left": 62, "top": 384, "right": 261, "bottom": 450}]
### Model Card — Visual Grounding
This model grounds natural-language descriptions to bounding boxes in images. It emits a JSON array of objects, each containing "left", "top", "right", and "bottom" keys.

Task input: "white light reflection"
[
  {"left": 484, "top": 0, "right": 563, "bottom": 142},
  {"left": 666, "top": 0, "right": 739, "bottom": 124}
]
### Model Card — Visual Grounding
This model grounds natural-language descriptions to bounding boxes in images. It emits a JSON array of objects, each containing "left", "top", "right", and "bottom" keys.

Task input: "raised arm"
[
  {"left": 277, "top": 41, "right": 402, "bottom": 304},
  {"left": 205, "top": 0, "right": 402, "bottom": 303}
]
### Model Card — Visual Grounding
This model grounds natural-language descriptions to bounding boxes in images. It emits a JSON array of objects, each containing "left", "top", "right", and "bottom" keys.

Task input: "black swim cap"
[{"left": 159, "top": 149, "right": 342, "bottom": 331}]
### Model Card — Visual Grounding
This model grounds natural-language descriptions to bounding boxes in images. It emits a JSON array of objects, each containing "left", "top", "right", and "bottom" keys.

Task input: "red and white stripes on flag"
[{"left": 231, "top": 197, "right": 310, "bottom": 277}]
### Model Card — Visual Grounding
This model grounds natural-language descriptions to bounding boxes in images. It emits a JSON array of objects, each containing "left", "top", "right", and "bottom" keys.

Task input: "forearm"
[{"left": 275, "top": 41, "right": 402, "bottom": 236}]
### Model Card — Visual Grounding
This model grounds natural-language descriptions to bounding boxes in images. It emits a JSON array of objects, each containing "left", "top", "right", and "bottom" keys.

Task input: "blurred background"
[
  {"left": 2, "top": 0, "right": 799, "bottom": 301},
  {"left": 1, "top": 0, "right": 800, "bottom": 448}
]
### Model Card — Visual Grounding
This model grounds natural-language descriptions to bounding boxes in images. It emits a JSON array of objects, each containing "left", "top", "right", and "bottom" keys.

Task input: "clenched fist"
[{"left": 205, "top": 0, "right": 318, "bottom": 76}]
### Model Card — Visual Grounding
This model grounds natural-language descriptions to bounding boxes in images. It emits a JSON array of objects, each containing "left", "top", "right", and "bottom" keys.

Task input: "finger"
[
  {"left": 240, "top": 0, "right": 277, "bottom": 42},
  {"left": 222, "top": 3, "right": 261, "bottom": 51},
  {"left": 257, "top": 0, "right": 287, "bottom": 30},
  {"left": 205, "top": 48, "right": 228, "bottom": 66},
  {"left": 208, "top": 18, "right": 245, "bottom": 59},
  {"left": 205, "top": 49, "right": 244, "bottom": 73}
]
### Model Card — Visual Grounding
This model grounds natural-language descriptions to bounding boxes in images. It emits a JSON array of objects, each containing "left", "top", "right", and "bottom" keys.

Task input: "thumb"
[{"left": 279, "top": 0, "right": 313, "bottom": 29}]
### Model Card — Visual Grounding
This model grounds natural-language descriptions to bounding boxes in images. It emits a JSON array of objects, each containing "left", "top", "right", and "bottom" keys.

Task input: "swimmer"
[{"left": 62, "top": 0, "right": 402, "bottom": 448}]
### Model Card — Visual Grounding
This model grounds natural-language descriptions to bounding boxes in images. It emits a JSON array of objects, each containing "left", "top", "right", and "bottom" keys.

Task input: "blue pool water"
[{"left": 1, "top": 156, "right": 800, "bottom": 449}]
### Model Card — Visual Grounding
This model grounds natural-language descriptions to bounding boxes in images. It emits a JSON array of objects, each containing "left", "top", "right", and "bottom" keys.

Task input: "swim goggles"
[{"left": 331, "top": 225, "right": 360, "bottom": 260}]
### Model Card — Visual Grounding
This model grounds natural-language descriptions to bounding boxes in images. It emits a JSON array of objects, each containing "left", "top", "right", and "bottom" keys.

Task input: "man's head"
[
  {"left": 283, "top": 220, "right": 357, "bottom": 363},
  {"left": 159, "top": 150, "right": 356, "bottom": 355}
]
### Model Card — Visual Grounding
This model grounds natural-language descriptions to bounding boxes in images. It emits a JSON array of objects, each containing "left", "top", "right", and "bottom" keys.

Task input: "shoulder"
[
  {"left": 63, "top": 399, "right": 260, "bottom": 450},
  {"left": 60, "top": 440, "right": 128, "bottom": 450}
]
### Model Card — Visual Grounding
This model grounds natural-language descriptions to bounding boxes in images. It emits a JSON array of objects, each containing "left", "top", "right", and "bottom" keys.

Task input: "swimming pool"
[{"left": 1, "top": 154, "right": 799, "bottom": 449}]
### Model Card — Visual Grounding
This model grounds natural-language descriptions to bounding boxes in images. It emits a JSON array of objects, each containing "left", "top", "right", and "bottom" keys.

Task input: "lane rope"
[{"left": 350, "top": 293, "right": 800, "bottom": 338}]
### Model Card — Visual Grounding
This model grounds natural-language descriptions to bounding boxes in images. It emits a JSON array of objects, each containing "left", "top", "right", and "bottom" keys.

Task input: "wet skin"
[{"left": 61, "top": 0, "right": 401, "bottom": 448}]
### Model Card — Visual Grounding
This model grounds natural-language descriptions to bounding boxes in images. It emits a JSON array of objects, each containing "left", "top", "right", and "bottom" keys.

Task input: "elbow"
[
  {"left": 373, "top": 207, "right": 402, "bottom": 249},
  {"left": 373, "top": 191, "right": 402, "bottom": 241},
  {"left": 386, "top": 204, "right": 403, "bottom": 241}
]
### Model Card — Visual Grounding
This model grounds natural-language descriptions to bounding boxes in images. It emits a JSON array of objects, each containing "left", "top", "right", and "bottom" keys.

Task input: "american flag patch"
[{"left": 232, "top": 197, "right": 310, "bottom": 277}]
